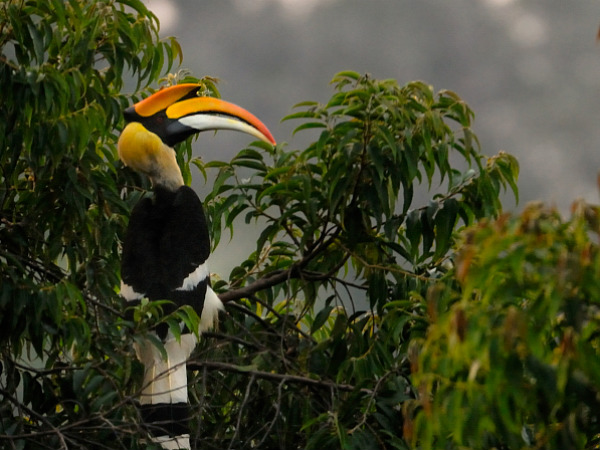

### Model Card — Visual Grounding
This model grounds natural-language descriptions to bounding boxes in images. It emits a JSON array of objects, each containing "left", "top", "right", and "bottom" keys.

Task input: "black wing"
[
  {"left": 121, "top": 196, "right": 163, "bottom": 301},
  {"left": 121, "top": 186, "right": 211, "bottom": 324},
  {"left": 159, "top": 185, "right": 211, "bottom": 316}
]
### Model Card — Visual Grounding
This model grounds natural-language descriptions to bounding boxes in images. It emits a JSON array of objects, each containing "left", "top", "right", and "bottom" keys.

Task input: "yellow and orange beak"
[{"left": 123, "top": 84, "right": 276, "bottom": 147}]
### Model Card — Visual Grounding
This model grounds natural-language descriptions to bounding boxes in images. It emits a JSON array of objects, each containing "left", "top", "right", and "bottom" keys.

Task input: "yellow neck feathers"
[{"left": 118, "top": 123, "right": 184, "bottom": 191}]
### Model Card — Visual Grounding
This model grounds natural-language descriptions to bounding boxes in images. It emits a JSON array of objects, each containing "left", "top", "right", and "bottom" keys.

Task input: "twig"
[
  {"left": 218, "top": 255, "right": 350, "bottom": 304},
  {"left": 187, "top": 360, "right": 373, "bottom": 395},
  {"left": 255, "top": 379, "right": 286, "bottom": 448},
  {"left": 228, "top": 374, "right": 255, "bottom": 450},
  {"left": 0, "top": 389, "right": 70, "bottom": 450},
  {"left": 218, "top": 267, "right": 295, "bottom": 303}
]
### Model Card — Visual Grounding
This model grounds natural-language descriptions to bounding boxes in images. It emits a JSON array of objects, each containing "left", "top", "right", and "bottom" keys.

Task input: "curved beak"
[
  {"left": 167, "top": 96, "right": 276, "bottom": 145},
  {"left": 124, "top": 84, "right": 276, "bottom": 147}
]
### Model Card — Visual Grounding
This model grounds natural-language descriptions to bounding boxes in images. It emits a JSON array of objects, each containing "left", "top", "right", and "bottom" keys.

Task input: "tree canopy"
[{"left": 1, "top": 1, "right": 599, "bottom": 449}]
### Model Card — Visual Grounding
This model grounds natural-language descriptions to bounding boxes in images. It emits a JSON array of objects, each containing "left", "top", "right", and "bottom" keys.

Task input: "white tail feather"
[
  {"left": 136, "top": 290, "right": 223, "bottom": 405},
  {"left": 135, "top": 290, "right": 223, "bottom": 449},
  {"left": 199, "top": 287, "right": 224, "bottom": 332},
  {"left": 135, "top": 334, "right": 196, "bottom": 405},
  {"left": 154, "top": 434, "right": 191, "bottom": 450}
]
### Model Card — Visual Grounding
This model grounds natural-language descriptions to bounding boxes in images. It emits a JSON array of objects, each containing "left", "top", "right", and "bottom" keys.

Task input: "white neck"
[{"left": 149, "top": 147, "right": 184, "bottom": 191}]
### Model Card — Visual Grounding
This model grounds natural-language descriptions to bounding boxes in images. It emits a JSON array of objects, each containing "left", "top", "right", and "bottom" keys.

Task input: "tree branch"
[
  {"left": 218, "top": 248, "right": 349, "bottom": 304},
  {"left": 186, "top": 360, "right": 373, "bottom": 394},
  {"left": 218, "top": 267, "right": 297, "bottom": 303}
]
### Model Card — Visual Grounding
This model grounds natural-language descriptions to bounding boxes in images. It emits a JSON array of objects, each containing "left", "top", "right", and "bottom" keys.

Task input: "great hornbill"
[{"left": 117, "top": 84, "right": 275, "bottom": 450}]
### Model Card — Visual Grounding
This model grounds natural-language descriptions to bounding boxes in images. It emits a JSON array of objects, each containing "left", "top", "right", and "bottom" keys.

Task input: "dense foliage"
[
  {"left": 413, "top": 201, "right": 600, "bottom": 450},
  {"left": 1, "top": 1, "right": 599, "bottom": 450},
  {"left": 0, "top": 1, "right": 182, "bottom": 448},
  {"left": 195, "top": 70, "right": 519, "bottom": 449}
]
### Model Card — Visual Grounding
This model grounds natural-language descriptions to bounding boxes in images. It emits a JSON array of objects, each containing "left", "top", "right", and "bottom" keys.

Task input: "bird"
[{"left": 117, "top": 83, "right": 276, "bottom": 450}]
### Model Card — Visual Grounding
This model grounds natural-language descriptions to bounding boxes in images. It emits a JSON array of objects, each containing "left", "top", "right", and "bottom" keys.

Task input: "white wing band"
[
  {"left": 176, "top": 263, "right": 210, "bottom": 291},
  {"left": 120, "top": 280, "right": 145, "bottom": 302},
  {"left": 199, "top": 287, "right": 224, "bottom": 332}
]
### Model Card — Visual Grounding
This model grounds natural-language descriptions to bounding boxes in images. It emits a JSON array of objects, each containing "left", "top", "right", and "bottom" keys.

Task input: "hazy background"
[{"left": 142, "top": 0, "right": 600, "bottom": 273}]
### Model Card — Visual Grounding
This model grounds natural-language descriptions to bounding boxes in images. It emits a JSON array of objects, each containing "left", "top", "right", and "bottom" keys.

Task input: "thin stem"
[{"left": 187, "top": 360, "right": 373, "bottom": 395}]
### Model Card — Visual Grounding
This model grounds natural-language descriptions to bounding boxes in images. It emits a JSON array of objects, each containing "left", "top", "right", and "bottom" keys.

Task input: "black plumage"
[{"left": 121, "top": 185, "right": 210, "bottom": 339}]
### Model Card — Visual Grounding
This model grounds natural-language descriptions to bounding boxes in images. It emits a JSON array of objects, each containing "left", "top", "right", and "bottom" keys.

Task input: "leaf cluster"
[
  {"left": 411, "top": 202, "right": 600, "bottom": 449},
  {"left": 206, "top": 71, "right": 518, "bottom": 306},
  {"left": 189, "top": 71, "right": 519, "bottom": 449},
  {"left": 0, "top": 1, "right": 183, "bottom": 448},
  {"left": 6, "top": 2, "right": 583, "bottom": 448}
]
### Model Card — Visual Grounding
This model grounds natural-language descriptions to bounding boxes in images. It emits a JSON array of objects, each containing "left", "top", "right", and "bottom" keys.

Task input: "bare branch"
[
  {"left": 187, "top": 360, "right": 373, "bottom": 394},
  {"left": 218, "top": 267, "right": 297, "bottom": 303},
  {"left": 218, "top": 251, "right": 348, "bottom": 304}
]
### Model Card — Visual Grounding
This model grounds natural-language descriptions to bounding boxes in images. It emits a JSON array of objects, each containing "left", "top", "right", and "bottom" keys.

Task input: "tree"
[
  {"left": 2, "top": 1, "right": 598, "bottom": 450},
  {"left": 1, "top": 1, "right": 183, "bottom": 448},
  {"left": 192, "top": 71, "right": 519, "bottom": 450},
  {"left": 411, "top": 201, "right": 600, "bottom": 450}
]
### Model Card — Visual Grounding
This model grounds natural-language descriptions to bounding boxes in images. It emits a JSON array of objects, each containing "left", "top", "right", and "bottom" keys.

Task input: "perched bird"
[{"left": 117, "top": 84, "right": 275, "bottom": 449}]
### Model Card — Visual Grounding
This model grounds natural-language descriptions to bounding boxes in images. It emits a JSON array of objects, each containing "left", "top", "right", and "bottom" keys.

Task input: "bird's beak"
[{"left": 124, "top": 84, "right": 276, "bottom": 147}]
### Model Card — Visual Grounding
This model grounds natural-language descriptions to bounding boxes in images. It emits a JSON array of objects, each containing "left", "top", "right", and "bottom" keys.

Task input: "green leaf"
[
  {"left": 311, "top": 305, "right": 334, "bottom": 334},
  {"left": 406, "top": 209, "right": 422, "bottom": 260},
  {"left": 282, "top": 110, "right": 320, "bottom": 122},
  {"left": 292, "top": 121, "right": 327, "bottom": 135},
  {"left": 434, "top": 197, "right": 458, "bottom": 259},
  {"left": 333, "top": 70, "right": 361, "bottom": 81},
  {"left": 231, "top": 158, "right": 267, "bottom": 172}
]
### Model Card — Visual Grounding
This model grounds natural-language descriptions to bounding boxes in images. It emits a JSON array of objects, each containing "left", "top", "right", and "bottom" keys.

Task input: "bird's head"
[{"left": 118, "top": 84, "right": 276, "bottom": 190}]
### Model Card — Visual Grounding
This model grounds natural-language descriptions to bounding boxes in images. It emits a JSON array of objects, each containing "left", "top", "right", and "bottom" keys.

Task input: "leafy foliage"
[
  {"left": 192, "top": 71, "right": 520, "bottom": 449},
  {"left": 412, "top": 202, "right": 600, "bottom": 449},
  {"left": 2, "top": 2, "right": 597, "bottom": 450},
  {"left": 0, "top": 1, "right": 183, "bottom": 448}
]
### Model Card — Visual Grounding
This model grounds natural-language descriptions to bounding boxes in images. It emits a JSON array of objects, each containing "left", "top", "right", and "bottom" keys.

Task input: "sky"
[{"left": 141, "top": 0, "right": 600, "bottom": 275}]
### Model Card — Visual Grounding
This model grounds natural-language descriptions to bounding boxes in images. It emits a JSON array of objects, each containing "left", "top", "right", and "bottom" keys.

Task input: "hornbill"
[{"left": 117, "top": 84, "right": 275, "bottom": 449}]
